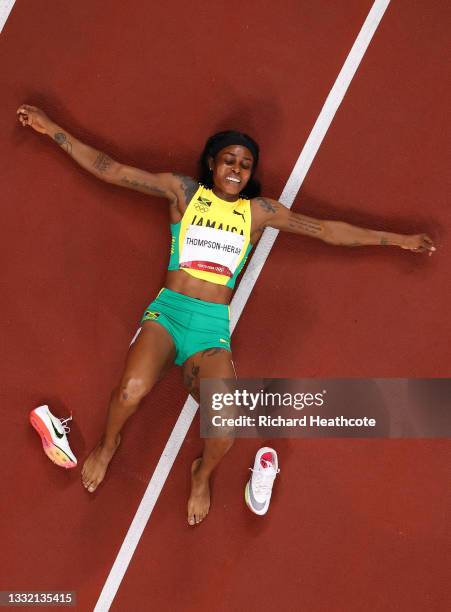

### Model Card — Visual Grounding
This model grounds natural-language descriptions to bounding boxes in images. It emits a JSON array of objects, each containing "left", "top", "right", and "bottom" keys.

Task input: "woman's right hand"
[{"left": 17, "top": 104, "right": 53, "bottom": 135}]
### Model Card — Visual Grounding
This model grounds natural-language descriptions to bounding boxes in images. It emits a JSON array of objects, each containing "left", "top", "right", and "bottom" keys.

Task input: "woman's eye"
[{"left": 223, "top": 159, "right": 250, "bottom": 170}]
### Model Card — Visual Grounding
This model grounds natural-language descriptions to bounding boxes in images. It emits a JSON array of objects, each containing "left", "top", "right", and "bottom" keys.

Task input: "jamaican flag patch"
[{"left": 143, "top": 310, "right": 160, "bottom": 321}]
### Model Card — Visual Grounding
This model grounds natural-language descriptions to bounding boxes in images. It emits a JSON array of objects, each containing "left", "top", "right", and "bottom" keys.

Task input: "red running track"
[{"left": 0, "top": 1, "right": 450, "bottom": 610}]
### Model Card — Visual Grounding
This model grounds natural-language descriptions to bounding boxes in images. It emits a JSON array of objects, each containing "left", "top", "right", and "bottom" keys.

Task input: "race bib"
[{"left": 179, "top": 225, "right": 245, "bottom": 277}]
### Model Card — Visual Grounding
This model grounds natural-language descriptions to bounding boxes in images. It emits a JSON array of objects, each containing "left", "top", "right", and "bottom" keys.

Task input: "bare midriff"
[{"left": 165, "top": 270, "right": 233, "bottom": 304}]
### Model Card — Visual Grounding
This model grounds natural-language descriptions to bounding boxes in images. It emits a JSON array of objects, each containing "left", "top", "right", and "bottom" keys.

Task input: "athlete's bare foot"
[
  {"left": 187, "top": 457, "right": 210, "bottom": 526},
  {"left": 81, "top": 435, "right": 121, "bottom": 493}
]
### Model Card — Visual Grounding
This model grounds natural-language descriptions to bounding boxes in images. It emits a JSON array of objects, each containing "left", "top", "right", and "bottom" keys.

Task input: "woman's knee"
[{"left": 117, "top": 376, "right": 153, "bottom": 405}]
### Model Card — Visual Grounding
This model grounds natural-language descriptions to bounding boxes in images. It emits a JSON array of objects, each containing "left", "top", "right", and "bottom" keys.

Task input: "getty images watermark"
[
  {"left": 200, "top": 379, "right": 451, "bottom": 438},
  {"left": 210, "top": 387, "right": 375, "bottom": 427}
]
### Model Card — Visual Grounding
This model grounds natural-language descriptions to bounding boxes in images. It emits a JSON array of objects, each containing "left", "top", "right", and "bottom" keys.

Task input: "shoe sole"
[
  {"left": 29, "top": 411, "right": 77, "bottom": 469},
  {"left": 244, "top": 481, "right": 268, "bottom": 516}
]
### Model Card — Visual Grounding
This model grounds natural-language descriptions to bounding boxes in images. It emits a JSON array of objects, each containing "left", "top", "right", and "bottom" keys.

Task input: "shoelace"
[
  {"left": 59, "top": 413, "right": 73, "bottom": 434},
  {"left": 250, "top": 460, "right": 280, "bottom": 495}
]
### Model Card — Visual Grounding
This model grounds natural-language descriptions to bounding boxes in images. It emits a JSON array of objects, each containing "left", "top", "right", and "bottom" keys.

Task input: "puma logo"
[{"left": 233, "top": 210, "right": 245, "bottom": 222}]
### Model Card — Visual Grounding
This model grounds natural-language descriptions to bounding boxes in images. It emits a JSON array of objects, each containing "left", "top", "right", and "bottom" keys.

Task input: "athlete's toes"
[
  {"left": 82, "top": 477, "right": 95, "bottom": 492},
  {"left": 87, "top": 480, "right": 99, "bottom": 493}
]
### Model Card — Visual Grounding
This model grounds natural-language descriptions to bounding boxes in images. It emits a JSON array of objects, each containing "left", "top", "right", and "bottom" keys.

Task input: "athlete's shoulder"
[
  {"left": 249, "top": 195, "right": 278, "bottom": 224},
  {"left": 170, "top": 174, "right": 200, "bottom": 205},
  {"left": 250, "top": 196, "right": 278, "bottom": 212}
]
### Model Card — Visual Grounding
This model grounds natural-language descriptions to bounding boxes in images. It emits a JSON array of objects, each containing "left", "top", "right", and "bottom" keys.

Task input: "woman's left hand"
[{"left": 401, "top": 234, "right": 436, "bottom": 255}]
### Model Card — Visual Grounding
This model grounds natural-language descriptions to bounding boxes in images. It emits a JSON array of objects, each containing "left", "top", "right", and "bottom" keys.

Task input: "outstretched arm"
[
  {"left": 252, "top": 196, "right": 436, "bottom": 255},
  {"left": 16, "top": 104, "right": 189, "bottom": 202}
]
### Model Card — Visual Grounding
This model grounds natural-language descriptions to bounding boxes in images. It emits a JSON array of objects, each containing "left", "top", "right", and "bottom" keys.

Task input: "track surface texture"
[{"left": 1, "top": 1, "right": 450, "bottom": 611}]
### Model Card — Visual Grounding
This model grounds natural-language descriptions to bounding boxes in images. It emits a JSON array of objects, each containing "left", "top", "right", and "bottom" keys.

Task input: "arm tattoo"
[
  {"left": 288, "top": 214, "right": 322, "bottom": 235},
  {"left": 380, "top": 238, "right": 390, "bottom": 245},
  {"left": 93, "top": 152, "right": 114, "bottom": 174},
  {"left": 172, "top": 173, "right": 198, "bottom": 204},
  {"left": 255, "top": 197, "right": 277, "bottom": 213},
  {"left": 120, "top": 175, "right": 166, "bottom": 196},
  {"left": 53, "top": 132, "right": 72, "bottom": 155}
]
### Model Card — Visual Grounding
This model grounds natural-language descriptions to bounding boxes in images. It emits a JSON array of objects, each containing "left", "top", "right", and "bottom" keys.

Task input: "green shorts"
[{"left": 138, "top": 288, "right": 232, "bottom": 365}]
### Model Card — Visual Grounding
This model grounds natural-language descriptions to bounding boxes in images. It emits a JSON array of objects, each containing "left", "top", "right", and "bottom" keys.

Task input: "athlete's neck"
[{"left": 212, "top": 186, "right": 239, "bottom": 202}]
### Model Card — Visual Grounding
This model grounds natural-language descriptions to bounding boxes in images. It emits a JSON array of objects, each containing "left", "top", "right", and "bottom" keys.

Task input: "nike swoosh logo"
[
  {"left": 247, "top": 481, "right": 267, "bottom": 511},
  {"left": 48, "top": 414, "right": 64, "bottom": 439}
]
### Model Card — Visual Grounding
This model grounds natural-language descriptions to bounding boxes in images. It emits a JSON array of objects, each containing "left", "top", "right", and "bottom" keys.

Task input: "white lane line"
[
  {"left": 94, "top": 1, "right": 391, "bottom": 609},
  {"left": 0, "top": 0, "right": 15, "bottom": 33},
  {"left": 231, "top": 0, "right": 391, "bottom": 328}
]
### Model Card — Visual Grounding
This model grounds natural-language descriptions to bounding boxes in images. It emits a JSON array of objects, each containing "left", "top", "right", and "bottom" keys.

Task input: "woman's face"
[{"left": 209, "top": 145, "right": 254, "bottom": 200}]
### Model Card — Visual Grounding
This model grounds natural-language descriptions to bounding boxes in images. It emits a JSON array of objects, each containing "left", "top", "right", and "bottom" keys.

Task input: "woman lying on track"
[{"left": 17, "top": 104, "right": 435, "bottom": 525}]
